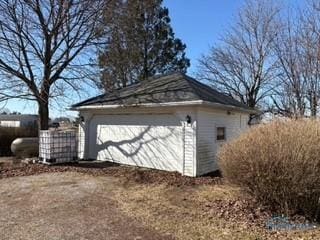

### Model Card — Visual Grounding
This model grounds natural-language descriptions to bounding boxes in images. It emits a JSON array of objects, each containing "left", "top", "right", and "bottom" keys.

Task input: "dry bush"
[
  {"left": 0, "top": 126, "right": 38, "bottom": 156},
  {"left": 218, "top": 120, "right": 320, "bottom": 221}
]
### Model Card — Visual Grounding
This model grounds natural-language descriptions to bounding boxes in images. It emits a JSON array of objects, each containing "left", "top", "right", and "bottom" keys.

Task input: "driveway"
[
  {"left": 0, "top": 172, "right": 173, "bottom": 240},
  {"left": 1, "top": 164, "right": 319, "bottom": 240}
]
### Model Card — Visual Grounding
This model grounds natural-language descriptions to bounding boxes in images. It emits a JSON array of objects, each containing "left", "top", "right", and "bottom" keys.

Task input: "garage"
[
  {"left": 88, "top": 114, "right": 184, "bottom": 172},
  {"left": 72, "top": 73, "right": 254, "bottom": 176}
]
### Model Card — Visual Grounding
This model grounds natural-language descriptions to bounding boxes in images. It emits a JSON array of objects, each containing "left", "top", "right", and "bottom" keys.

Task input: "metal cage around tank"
[{"left": 39, "top": 130, "right": 78, "bottom": 164}]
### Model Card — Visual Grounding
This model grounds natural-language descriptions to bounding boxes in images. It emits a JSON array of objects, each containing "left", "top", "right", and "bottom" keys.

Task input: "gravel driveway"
[{"left": 0, "top": 172, "right": 173, "bottom": 240}]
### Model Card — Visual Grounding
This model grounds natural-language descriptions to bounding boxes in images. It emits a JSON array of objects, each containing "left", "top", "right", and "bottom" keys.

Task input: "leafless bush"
[
  {"left": 218, "top": 120, "right": 320, "bottom": 221},
  {"left": 0, "top": 127, "right": 38, "bottom": 157}
]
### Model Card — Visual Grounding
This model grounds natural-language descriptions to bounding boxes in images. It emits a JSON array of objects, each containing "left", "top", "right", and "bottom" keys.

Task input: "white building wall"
[
  {"left": 183, "top": 124, "right": 196, "bottom": 176},
  {"left": 196, "top": 108, "right": 249, "bottom": 176},
  {"left": 0, "top": 120, "right": 20, "bottom": 127},
  {"left": 78, "top": 111, "right": 93, "bottom": 160},
  {"left": 79, "top": 107, "right": 198, "bottom": 176},
  {"left": 78, "top": 107, "right": 249, "bottom": 177},
  {"left": 175, "top": 110, "right": 197, "bottom": 177},
  {"left": 78, "top": 122, "right": 85, "bottom": 159}
]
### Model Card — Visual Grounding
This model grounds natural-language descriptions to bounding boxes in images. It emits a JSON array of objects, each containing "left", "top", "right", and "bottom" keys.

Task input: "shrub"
[
  {"left": 218, "top": 120, "right": 320, "bottom": 221},
  {"left": 0, "top": 126, "right": 38, "bottom": 156}
]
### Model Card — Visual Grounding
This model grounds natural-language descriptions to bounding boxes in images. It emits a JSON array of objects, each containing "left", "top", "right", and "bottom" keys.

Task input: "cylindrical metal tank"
[{"left": 11, "top": 138, "right": 39, "bottom": 157}]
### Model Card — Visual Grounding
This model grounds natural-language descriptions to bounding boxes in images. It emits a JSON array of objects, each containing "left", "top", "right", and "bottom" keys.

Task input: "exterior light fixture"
[{"left": 186, "top": 115, "right": 191, "bottom": 124}]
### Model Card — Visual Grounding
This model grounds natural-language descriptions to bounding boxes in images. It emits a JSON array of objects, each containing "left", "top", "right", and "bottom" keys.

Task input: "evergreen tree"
[{"left": 99, "top": 0, "right": 190, "bottom": 90}]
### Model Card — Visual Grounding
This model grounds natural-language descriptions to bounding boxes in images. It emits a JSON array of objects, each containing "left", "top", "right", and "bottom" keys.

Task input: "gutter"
[
  {"left": 201, "top": 101, "right": 260, "bottom": 114},
  {"left": 70, "top": 100, "right": 259, "bottom": 114},
  {"left": 70, "top": 100, "right": 204, "bottom": 111}
]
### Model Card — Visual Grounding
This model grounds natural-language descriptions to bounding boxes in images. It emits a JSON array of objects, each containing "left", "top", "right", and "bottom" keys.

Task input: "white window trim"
[{"left": 216, "top": 126, "right": 226, "bottom": 142}]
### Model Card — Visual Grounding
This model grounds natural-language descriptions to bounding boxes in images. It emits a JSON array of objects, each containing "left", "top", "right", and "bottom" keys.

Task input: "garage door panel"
[{"left": 89, "top": 114, "right": 183, "bottom": 172}]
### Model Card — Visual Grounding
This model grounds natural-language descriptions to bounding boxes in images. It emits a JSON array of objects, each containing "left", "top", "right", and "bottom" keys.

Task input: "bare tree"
[
  {"left": 272, "top": 2, "right": 320, "bottom": 118},
  {"left": 197, "top": 0, "right": 280, "bottom": 123},
  {"left": 300, "top": 1, "right": 320, "bottom": 117},
  {"left": 272, "top": 15, "right": 307, "bottom": 118},
  {"left": 0, "top": 0, "right": 104, "bottom": 130}
]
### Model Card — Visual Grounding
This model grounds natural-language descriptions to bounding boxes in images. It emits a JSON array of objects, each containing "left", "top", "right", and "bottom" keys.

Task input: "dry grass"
[
  {"left": 110, "top": 183, "right": 263, "bottom": 240},
  {"left": 1, "top": 171, "right": 320, "bottom": 239},
  {"left": 108, "top": 181, "right": 320, "bottom": 240},
  {"left": 218, "top": 119, "right": 320, "bottom": 221}
]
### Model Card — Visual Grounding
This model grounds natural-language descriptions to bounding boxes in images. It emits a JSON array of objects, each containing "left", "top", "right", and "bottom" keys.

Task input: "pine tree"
[{"left": 99, "top": 0, "right": 190, "bottom": 91}]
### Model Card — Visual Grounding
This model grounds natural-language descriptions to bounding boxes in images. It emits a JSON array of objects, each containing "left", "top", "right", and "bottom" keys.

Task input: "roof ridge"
[
  {"left": 110, "top": 71, "right": 184, "bottom": 91},
  {"left": 108, "top": 72, "right": 185, "bottom": 98},
  {"left": 143, "top": 71, "right": 184, "bottom": 81},
  {"left": 183, "top": 74, "right": 210, "bottom": 91},
  {"left": 182, "top": 74, "right": 220, "bottom": 97},
  {"left": 183, "top": 74, "right": 250, "bottom": 108}
]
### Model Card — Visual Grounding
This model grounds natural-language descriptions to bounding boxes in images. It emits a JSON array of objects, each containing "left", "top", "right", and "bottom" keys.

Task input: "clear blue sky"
[
  {"left": 164, "top": 0, "right": 244, "bottom": 74},
  {"left": 3, "top": 0, "right": 304, "bottom": 118}
]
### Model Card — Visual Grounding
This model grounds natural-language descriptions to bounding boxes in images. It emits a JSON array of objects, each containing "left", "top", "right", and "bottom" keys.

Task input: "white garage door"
[{"left": 88, "top": 114, "right": 183, "bottom": 172}]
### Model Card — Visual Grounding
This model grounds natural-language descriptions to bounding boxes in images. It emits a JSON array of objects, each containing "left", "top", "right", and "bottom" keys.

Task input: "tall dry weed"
[{"left": 218, "top": 120, "right": 320, "bottom": 221}]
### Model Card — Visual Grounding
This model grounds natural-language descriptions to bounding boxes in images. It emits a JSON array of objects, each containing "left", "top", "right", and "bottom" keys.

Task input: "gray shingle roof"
[{"left": 72, "top": 73, "right": 251, "bottom": 110}]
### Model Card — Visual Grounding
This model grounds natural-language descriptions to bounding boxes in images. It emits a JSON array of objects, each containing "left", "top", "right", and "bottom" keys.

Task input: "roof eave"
[
  {"left": 201, "top": 101, "right": 259, "bottom": 114},
  {"left": 69, "top": 100, "right": 204, "bottom": 111},
  {"left": 70, "top": 100, "right": 259, "bottom": 114}
]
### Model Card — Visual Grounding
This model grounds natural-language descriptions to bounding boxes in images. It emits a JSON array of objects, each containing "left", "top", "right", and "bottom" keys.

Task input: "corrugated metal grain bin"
[{"left": 39, "top": 130, "right": 78, "bottom": 164}]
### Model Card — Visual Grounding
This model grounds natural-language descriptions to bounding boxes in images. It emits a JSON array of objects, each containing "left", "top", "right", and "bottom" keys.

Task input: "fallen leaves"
[{"left": 0, "top": 159, "right": 222, "bottom": 186}]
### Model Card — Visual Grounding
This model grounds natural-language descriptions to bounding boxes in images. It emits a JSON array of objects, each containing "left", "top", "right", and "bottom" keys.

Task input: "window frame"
[{"left": 216, "top": 126, "right": 226, "bottom": 141}]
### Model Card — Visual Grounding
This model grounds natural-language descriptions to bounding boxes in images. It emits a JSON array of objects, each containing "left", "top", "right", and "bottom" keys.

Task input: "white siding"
[
  {"left": 78, "top": 122, "right": 85, "bottom": 159},
  {"left": 183, "top": 122, "right": 196, "bottom": 176},
  {"left": 77, "top": 112, "right": 93, "bottom": 160},
  {"left": 0, "top": 120, "right": 20, "bottom": 127},
  {"left": 79, "top": 106, "right": 249, "bottom": 177},
  {"left": 196, "top": 109, "right": 249, "bottom": 176},
  {"left": 174, "top": 110, "right": 197, "bottom": 177}
]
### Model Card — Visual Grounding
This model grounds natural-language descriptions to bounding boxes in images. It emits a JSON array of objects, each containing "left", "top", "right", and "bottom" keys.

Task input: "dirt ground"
[
  {"left": 0, "top": 158, "right": 320, "bottom": 240},
  {"left": 0, "top": 172, "right": 173, "bottom": 240}
]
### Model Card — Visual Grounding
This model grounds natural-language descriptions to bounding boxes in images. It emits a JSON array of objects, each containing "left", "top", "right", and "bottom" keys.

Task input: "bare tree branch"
[
  {"left": 0, "top": 0, "right": 105, "bottom": 129},
  {"left": 197, "top": 0, "right": 280, "bottom": 123}
]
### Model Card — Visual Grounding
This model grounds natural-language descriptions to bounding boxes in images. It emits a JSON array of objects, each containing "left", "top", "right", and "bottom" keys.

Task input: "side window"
[{"left": 216, "top": 127, "right": 226, "bottom": 141}]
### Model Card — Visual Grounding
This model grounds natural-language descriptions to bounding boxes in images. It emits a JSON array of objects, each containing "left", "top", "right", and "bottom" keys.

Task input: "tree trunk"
[
  {"left": 310, "top": 92, "right": 317, "bottom": 118},
  {"left": 247, "top": 96, "right": 258, "bottom": 125},
  {"left": 38, "top": 101, "right": 49, "bottom": 130}
]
